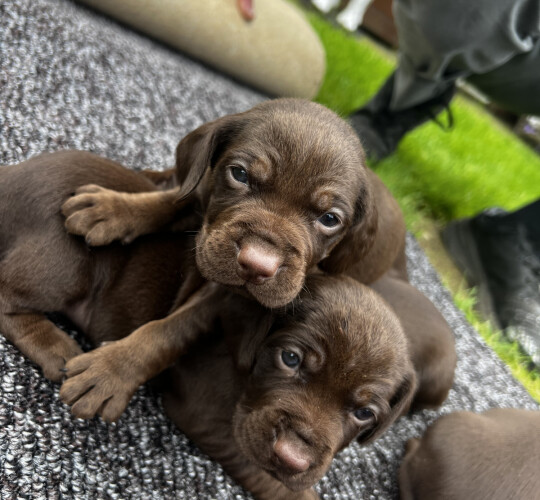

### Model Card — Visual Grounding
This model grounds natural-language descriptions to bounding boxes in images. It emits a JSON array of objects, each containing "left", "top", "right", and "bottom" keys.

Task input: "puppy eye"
[
  {"left": 318, "top": 212, "right": 341, "bottom": 228},
  {"left": 353, "top": 408, "right": 375, "bottom": 422},
  {"left": 281, "top": 350, "right": 301, "bottom": 368},
  {"left": 230, "top": 165, "right": 248, "bottom": 184}
]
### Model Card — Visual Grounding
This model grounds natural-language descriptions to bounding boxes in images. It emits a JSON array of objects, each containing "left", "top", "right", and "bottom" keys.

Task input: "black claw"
[{"left": 59, "top": 367, "right": 68, "bottom": 373}]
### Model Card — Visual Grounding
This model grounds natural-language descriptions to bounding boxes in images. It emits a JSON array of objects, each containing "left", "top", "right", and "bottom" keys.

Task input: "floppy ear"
[
  {"left": 318, "top": 172, "right": 378, "bottom": 274},
  {"left": 230, "top": 312, "right": 275, "bottom": 374},
  {"left": 174, "top": 114, "right": 244, "bottom": 201},
  {"left": 357, "top": 367, "right": 417, "bottom": 445},
  {"left": 220, "top": 294, "right": 277, "bottom": 374}
]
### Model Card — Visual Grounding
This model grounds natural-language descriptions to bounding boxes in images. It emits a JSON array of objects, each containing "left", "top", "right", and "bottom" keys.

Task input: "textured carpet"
[{"left": 0, "top": 0, "right": 538, "bottom": 498}]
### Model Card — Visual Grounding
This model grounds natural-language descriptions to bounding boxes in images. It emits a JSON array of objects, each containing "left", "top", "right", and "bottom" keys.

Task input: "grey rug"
[{"left": 0, "top": 0, "right": 538, "bottom": 498}]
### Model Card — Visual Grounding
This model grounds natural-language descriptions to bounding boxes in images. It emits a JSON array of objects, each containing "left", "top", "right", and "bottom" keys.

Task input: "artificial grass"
[
  {"left": 306, "top": 10, "right": 540, "bottom": 222},
  {"left": 300, "top": 7, "right": 540, "bottom": 401},
  {"left": 453, "top": 286, "right": 540, "bottom": 401}
]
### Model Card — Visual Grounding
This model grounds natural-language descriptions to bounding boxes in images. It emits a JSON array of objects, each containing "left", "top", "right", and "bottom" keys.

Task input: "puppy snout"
[
  {"left": 236, "top": 242, "right": 283, "bottom": 284},
  {"left": 273, "top": 435, "right": 311, "bottom": 474}
]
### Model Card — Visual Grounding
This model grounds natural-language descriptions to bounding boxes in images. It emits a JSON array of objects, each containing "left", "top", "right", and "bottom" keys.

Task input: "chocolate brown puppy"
[
  {"left": 0, "top": 151, "right": 198, "bottom": 390},
  {"left": 371, "top": 272, "right": 456, "bottom": 410},
  {"left": 63, "top": 99, "right": 405, "bottom": 303},
  {"left": 161, "top": 274, "right": 417, "bottom": 500},
  {"left": 56, "top": 99, "right": 406, "bottom": 420},
  {"left": 399, "top": 408, "right": 540, "bottom": 500}
]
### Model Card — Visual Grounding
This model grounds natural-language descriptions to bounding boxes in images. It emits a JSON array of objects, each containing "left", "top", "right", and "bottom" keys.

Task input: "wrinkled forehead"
[
  {"left": 224, "top": 111, "right": 366, "bottom": 213},
  {"left": 269, "top": 314, "right": 403, "bottom": 400},
  {"left": 285, "top": 279, "right": 407, "bottom": 371},
  {"left": 232, "top": 109, "right": 365, "bottom": 179}
]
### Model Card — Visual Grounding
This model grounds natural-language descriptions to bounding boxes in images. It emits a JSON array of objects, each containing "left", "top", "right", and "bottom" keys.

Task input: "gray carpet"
[{"left": 0, "top": 0, "right": 538, "bottom": 498}]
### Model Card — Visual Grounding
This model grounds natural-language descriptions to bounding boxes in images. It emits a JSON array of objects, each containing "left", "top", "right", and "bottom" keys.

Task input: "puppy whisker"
[{"left": 301, "top": 284, "right": 313, "bottom": 300}]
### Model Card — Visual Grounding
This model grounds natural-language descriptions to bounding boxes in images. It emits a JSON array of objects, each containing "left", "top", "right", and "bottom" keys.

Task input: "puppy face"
[
  {"left": 231, "top": 275, "right": 416, "bottom": 492},
  {"left": 176, "top": 99, "right": 376, "bottom": 308}
]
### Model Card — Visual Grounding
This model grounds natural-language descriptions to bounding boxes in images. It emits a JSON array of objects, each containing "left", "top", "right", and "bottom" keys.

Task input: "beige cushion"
[{"left": 79, "top": 0, "right": 325, "bottom": 98}]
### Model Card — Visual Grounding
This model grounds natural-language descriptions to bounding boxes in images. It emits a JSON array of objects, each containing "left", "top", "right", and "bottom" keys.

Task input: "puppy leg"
[
  {"left": 138, "top": 168, "right": 177, "bottom": 189},
  {"left": 0, "top": 308, "right": 82, "bottom": 382},
  {"left": 62, "top": 185, "right": 185, "bottom": 246},
  {"left": 59, "top": 282, "right": 224, "bottom": 421},
  {"left": 0, "top": 237, "right": 86, "bottom": 382}
]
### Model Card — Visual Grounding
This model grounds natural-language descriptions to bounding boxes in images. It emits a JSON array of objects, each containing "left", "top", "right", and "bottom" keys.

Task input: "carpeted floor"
[{"left": 0, "top": 0, "right": 538, "bottom": 498}]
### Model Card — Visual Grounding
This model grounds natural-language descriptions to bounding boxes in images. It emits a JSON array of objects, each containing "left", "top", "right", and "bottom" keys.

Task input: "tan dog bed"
[{"left": 79, "top": 0, "right": 326, "bottom": 98}]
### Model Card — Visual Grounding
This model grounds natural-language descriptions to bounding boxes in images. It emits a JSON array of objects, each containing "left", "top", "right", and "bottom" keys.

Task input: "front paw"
[
  {"left": 61, "top": 184, "right": 136, "bottom": 246},
  {"left": 41, "top": 336, "right": 83, "bottom": 383},
  {"left": 59, "top": 343, "right": 141, "bottom": 422}
]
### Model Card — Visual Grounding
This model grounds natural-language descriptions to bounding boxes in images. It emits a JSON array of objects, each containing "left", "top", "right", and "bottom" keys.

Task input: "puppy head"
[
  {"left": 175, "top": 99, "right": 377, "bottom": 308},
  {"left": 231, "top": 275, "right": 416, "bottom": 492}
]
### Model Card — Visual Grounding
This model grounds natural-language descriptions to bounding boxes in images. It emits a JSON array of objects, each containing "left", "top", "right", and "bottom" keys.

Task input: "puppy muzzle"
[
  {"left": 234, "top": 405, "right": 334, "bottom": 491},
  {"left": 197, "top": 211, "right": 311, "bottom": 307}
]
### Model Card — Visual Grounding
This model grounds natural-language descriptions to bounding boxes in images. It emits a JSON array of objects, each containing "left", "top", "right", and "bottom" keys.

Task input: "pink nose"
[
  {"left": 237, "top": 243, "right": 282, "bottom": 284},
  {"left": 273, "top": 437, "right": 311, "bottom": 474}
]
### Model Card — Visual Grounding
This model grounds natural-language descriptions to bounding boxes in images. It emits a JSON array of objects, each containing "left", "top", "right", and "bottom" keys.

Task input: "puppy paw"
[
  {"left": 61, "top": 184, "right": 137, "bottom": 246},
  {"left": 59, "top": 342, "right": 141, "bottom": 421},
  {"left": 41, "top": 339, "right": 84, "bottom": 383}
]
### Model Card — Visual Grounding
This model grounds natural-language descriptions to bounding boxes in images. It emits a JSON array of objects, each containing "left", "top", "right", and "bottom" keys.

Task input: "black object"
[
  {"left": 442, "top": 208, "right": 540, "bottom": 366},
  {"left": 350, "top": 72, "right": 455, "bottom": 161}
]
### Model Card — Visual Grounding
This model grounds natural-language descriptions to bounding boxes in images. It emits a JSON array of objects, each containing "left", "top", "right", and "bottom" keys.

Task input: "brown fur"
[
  {"left": 0, "top": 151, "right": 203, "bottom": 418},
  {"left": 1, "top": 99, "right": 409, "bottom": 422},
  {"left": 57, "top": 99, "right": 406, "bottom": 420},
  {"left": 371, "top": 273, "right": 456, "bottom": 410},
  {"left": 0, "top": 126, "right": 455, "bottom": 497},
  {"left": 399, "top": 409, "right": 540, "bottom": 500},
  {"left": 161, "top": 274, "right": 417, "bottom": 500},
  {"left": 63, "top": 99, "right": 405, "bottom": 301}
]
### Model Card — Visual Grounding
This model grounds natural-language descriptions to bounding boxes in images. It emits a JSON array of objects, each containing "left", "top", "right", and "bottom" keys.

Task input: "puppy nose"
[
  {"left": 273, "top": 437, "right": 311, "bottom": 474},
  {"left": 237, "top": 243, "right": 282, "bottom": 284}
]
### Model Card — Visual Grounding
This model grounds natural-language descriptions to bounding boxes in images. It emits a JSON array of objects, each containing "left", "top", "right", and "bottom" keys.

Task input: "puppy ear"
[
  {"left": 318, "top": 173, "right": 378, "bottom": 274},
  {"left": 358, "top": 368, "right": 417, "bottom": 445},
  {"left": 235, "top": 315, "right": 275, "bottom": 373},
  {"left": 175, "top": 115, "right": 243, "bottom": 201},
  {"left": 221, "top": 298, "right": 276, "bottom": 374}
]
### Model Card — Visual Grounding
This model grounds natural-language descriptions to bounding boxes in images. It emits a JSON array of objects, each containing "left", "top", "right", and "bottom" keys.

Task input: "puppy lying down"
[
  {"left": 0, "top": 99, "right": 408, "bottom": 421},
  {"left": 0, "top": 105, "right": 456, "bottom": 497},
  {"left": 161, "top": 270, "right": 456, "bottom": 499},
  {"left": 399, "top": 408, "right": 540, "bottom": 500},
  {"left": 0, "top": 148, "right": 452, "bottom": 497},
  {"left": 161, "top": 274, "right": 417, "bottom": 500}
]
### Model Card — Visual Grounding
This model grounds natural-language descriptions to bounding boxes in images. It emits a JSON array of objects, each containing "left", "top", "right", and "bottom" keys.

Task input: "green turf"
[
  {"left": 452, "top": 286, "right": 540, "bottom": 401},
  {"left": 307, "top": 11, "right": 540, "bottom": 221},
  {"left": 301, "top": 8, "right": 540, "bottom": 401}
]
